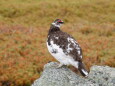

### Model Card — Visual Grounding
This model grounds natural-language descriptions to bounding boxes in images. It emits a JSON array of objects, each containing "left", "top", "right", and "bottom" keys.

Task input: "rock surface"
[{"left": 32, "top": 62, "right": 115, "bottom": 86}]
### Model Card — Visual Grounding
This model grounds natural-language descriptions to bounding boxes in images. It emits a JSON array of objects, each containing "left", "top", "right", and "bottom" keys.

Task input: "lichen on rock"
[{"left": 32, "top": 62, "right": 115, "bottom": 86}]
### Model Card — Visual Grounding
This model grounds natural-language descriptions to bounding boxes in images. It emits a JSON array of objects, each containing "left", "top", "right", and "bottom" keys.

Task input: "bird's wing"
[
  {"left": 66, "top": 36, "right": 83, "bottom": 61},
  {"left": 52, "top": 32, "right": 83, "bottom": 61}
]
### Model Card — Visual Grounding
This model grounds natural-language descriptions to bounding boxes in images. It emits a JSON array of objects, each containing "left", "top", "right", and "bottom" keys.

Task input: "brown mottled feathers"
[{"left": 47, "top": 30, "right": 82, "bottom": 62}]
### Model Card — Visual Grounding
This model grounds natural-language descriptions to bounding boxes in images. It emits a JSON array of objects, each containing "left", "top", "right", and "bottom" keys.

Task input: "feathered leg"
[{"left": 56, "top": 63, "right": 64, "bottom": 68}]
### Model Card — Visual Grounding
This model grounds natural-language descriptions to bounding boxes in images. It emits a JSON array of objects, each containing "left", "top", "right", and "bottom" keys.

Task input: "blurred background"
[{"left": 0, "top": 0, "right": 115, "bottom": 86}]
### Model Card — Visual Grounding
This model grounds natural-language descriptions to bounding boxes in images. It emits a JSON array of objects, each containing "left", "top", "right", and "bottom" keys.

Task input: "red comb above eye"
[{"left": 58, "top": 20, "right": 62, "bottom": 22}]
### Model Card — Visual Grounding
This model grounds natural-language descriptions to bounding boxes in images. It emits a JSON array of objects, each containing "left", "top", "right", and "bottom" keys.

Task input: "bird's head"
[{"left": 52, "top": 19, "right": 64, "bottom": 28}]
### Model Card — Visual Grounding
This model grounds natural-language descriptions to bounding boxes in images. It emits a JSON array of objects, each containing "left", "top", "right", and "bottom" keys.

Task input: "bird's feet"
[{"left": 56, "top": 63, "right": 65, "bottom": 69}]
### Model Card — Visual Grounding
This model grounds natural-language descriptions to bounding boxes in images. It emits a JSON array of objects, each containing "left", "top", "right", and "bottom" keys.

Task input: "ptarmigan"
[{"left": 46, "top": 19, "right": 89, "bottom": 77}]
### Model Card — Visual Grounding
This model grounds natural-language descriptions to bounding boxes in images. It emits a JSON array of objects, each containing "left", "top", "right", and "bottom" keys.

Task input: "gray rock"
[{"left": 32, "top": 62, "right": 115, "bottom": 86}]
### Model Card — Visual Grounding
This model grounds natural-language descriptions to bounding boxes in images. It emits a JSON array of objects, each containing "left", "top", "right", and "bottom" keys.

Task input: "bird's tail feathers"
[{"left": 78, "top": 62, "right": 89, "bottom": 77}]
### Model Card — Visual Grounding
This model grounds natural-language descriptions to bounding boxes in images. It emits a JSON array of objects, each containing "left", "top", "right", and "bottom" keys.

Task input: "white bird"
[{"left": 47, "top": 19, "right": 89, "bottom": 77}]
